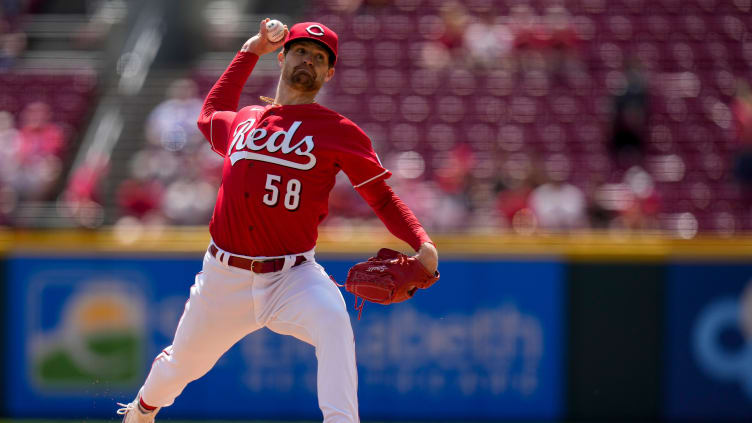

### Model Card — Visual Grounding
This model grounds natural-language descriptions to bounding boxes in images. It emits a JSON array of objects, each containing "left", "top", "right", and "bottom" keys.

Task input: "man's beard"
[{"left": 285, "top": 65, "right": 321, "bottom": 92}]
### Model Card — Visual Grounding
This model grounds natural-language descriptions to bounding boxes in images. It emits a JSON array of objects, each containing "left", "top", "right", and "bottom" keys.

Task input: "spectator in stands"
[
  {"left": 10, "top": 101, "right": 65, "bottom": 201},
  {"left": 590, "top": 166, "right": 660, "bottom": 232},
  {"left": 161, "top": 175, "right": 217, "bottom": 225},
  {"left": 0, "top": 30, "right": 26, "bottom": 70},
  {"left": 116, "top": 176, "right": 165, "bottom": 221},
  {"left": 428, "top": 183, "right": 467, "bottom": 231},
  {"left": 528, "top": 156, "right": 587, "bottom": 231},
  {"left": 0, "top": 111, "right": 19, "bottom": 182},
  {"left": 463, "top": 12, "right": 514, "bottom": 70},
  {"left": 494, "top": 154, "right": 542, "bottom": 232},
  {"left": 585, "top": 174, "right": 613, "bottom": 229},
  {"left": 0, "top": 1, "right": 24, "bottom": 21},
  {"left": 73, "top": 0, "right": 128, "bottom": 49},
  {"left": 0, "top": 182, "right": 16, "bottom": 225},
  {"left": 202, "top": 0, "right": 243, "bottom": 50},
  {"left": 323, "top": 0, "right": 362, "bottom": 13},
  {"left": 329, "top": 0, "right": 392, "bottom": 14},
  {"left": 461, "top": 173, "right": 502, "bottom": 231},
  {"left": 508, "top": 5, "right": 584, "bottom": 81},
  {"left": 620, "top": 165, "right": 661, "bottom": 231},
  {"left": 543, "top": 5, "right": 582, "bottom": 83},
  {"left": 393, "top": 176, "right": 466, "bottom": 232},
  {"left": 159, "top": 150, "right": 220, "bottom": 225},
  {"left": 0, "top": 110, "right": 19, "bottom": 223},
  {"left": 496, "top": 178, "right": 535, "bottom": 230},
  {"left": 610, "top": 58, "right": 649, "bottom": 168},
  {"left": 60, "top": 154, "right": 109, "bottom": 228},
  {"left": 434, "top": 143, "right": 474, "bottom": 195},
  {"left": 545, "top": 6, "right": 579, "bottom": 56},
  {"left": 325, "top": 172, "right": 373, "bottom": 222},
  {"left": 509, "top": 4, "right": 548, "bottom": 73},
  {"left": 145, "top": 78, "right": 203, "bottom": 152},
  {"left": 732, "top": 79, "right": 752, "bottom": 195},
  {"left": 17, "top": 101, "right": 65, "bottom": 160},
  {"left": 420, "top": 1, "right": 470, "bottom": 70},
  {"left": 438, "top": 1, "right": 469, "bottom": 54},
  {"left": 120, "top": 132, "right": 223, "bottom": 225}
]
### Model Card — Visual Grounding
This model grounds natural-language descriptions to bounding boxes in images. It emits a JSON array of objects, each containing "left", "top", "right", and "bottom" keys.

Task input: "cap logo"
[{"left": 306, "top": 25, "right": 325, "bottom": 36}]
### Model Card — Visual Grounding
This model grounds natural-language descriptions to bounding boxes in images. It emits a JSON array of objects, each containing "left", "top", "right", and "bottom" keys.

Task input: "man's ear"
[
  {"left": 324, "top": 67, "right": 335, "bottom": 82},
  {"left": 278, "top": 50, "right": 284, "bottom": 68}
]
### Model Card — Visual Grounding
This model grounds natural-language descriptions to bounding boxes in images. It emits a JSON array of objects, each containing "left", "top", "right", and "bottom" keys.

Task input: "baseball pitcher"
[{"left": 117, "top": 19, "right": 439, "bottom": 423}]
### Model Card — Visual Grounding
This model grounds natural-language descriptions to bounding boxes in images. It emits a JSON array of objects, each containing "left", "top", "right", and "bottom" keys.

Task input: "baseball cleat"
[{"left": 116, "top": 392, "right": 160, "bottom": 423}]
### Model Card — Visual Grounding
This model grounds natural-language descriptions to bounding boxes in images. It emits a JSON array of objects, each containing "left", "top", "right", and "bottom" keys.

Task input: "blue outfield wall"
[
  {"left": 3, "top": 254, "right": 565, "bottom": 420},
  {"left": 664, "top": 262, "right": 752, "bottom": 421}
]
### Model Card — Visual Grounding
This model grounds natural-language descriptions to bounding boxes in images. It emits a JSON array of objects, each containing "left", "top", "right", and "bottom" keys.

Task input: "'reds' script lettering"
[{"left": 228, "top": 118, "right": 317, "bottom": 170}]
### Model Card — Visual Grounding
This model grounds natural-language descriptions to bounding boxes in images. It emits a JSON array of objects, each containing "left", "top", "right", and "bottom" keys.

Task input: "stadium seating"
[
  {"left": 0, "top": 72, "right": 96, "bottom": 127},
  {"left": 188, "top": 0, "right": 751, "bottom": 233}
]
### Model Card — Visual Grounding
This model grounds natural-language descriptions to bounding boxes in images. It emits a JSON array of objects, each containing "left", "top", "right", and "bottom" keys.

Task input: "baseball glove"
[{"left": 343, "top": 248, "right": 439, "bottom": 318}]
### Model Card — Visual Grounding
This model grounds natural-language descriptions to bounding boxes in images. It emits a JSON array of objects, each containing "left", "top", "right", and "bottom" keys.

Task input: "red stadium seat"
[
  {"left": 539, "top": 123, "right": 567, "bottom": 152},
  {"left": 401, "top": 95, "right": 433, "bottom": 123},
  {"left": 337, "top": 41, "right": 368, "bottom": 68},
  {"left": 448, "top": 69, "right": 477, "bottom": 96},
  {"left": 380, "top": 14, "right": 413, "bottom": 40},
  {"left": 372, "top": 41, "right": 405, "bottom": 67},
  {"left": 434, "top": 96, "right": 464, "bottom": 124},
  {"left": 368, "top": 95, "right": 397, "bottom": 122},
  {"left": 338, "top": 68, "right": 370, "bottom": 95},
  {"left": 390, "top": 122, "right": 421, "bottom": 151},
  {"left": 351, "top": 14, "right": 380, "bottom": 40},
  {"left": 473, "top": 96, "right": 506, "bottom": 124},
  {"left": 373, "top": 68, "right": 404, "bottom": 95},
  {"left": 608, "top": 15, "right": 634, "bottom": 41},
  {"left": 410, "top": 68, "right": 442, "bottom": 95}
]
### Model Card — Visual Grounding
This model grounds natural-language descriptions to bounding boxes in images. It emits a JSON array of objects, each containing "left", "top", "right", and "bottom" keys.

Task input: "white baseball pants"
[{"left": 139, "top": 245, "right": 359, "bottom": 423}]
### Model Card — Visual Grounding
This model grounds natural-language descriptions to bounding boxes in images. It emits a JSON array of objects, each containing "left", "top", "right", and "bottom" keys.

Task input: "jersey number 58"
[{"left": 262, "top": 174, "right": 301, "bottom": 211}]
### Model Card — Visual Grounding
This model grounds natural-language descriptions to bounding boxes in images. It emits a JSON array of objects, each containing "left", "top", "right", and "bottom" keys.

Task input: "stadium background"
[{"left": 1, "top": 0, "right": 752, "bottom": 421}]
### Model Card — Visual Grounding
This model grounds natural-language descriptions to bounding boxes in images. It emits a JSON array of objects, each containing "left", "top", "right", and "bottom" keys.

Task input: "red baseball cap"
[{"left": 283, "top": 22, "right": 338, "bottom": 65}]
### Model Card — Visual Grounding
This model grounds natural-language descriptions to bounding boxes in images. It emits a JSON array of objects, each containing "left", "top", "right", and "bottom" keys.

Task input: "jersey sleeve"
[
  {"left": 202, "top": 111, "right": 236, "bottom": 157},
  {"left": 197, "top": 51, "right": 259, "bottom": 157},
  {"left": 356, "top": 179, "right": 432, "bottom": 252},
  {"left": 337, "top": 123, "right": 392, "bottom": 187}
]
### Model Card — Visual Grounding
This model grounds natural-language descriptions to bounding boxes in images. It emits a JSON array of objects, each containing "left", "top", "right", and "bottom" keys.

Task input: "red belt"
[{"left": 209, "top": 245, "right": 306, "bottom": 273}]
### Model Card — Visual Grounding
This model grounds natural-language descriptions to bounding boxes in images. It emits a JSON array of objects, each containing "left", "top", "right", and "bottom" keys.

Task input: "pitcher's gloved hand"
[{"left": 344, "top": 248, "right": 439, "bottom": 317}]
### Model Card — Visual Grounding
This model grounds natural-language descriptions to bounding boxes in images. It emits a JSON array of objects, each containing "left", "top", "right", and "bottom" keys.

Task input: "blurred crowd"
[
  {"left": 325, "top": 138, "right": 663, "bottom": 234},
  {"left": 2, "top": 0, "right": 752, "bottom": 236},
  {"left": 733, "top": 80, "right": 752, "bottom": 198},
  {"left": 308, "top": 0, "right": 751, "bottom": 235},
  {"left": 114, "top": 78, "right": 222, "bottom": 229},
  {"left": 0, "top": 0, "right": 29, "bottom": 70},
  {"left": 0, "top": 103, "right": 67, "bottom": 224}
]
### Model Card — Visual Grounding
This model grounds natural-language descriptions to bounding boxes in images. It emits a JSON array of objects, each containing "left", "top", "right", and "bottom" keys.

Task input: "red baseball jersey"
[{"left": 204, "top": 102, "right": 391, "bottom": 256}]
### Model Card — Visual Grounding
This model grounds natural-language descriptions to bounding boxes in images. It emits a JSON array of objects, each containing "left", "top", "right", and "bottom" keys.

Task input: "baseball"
[{"left": 266, "top": 19, "right": 285, "bottom": 43}]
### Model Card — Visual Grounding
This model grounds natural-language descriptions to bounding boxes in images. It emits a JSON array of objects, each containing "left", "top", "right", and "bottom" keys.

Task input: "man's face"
[{"left": 279, "top": 41, "right": 335, "bottom": 93}]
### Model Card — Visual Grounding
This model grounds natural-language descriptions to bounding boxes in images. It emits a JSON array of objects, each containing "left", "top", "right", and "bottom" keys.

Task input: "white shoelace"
[{"left": 116, "top": 401, "right": 135, "bottom": 415}]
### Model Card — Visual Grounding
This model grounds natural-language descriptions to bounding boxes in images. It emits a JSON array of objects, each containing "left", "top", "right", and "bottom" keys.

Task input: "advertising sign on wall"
[
  {"left": 5, "top": 254, "right": 565, "bottom": 420},
  {"left": 665, "top": 262, "right": 752, "bottom": 420}
]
